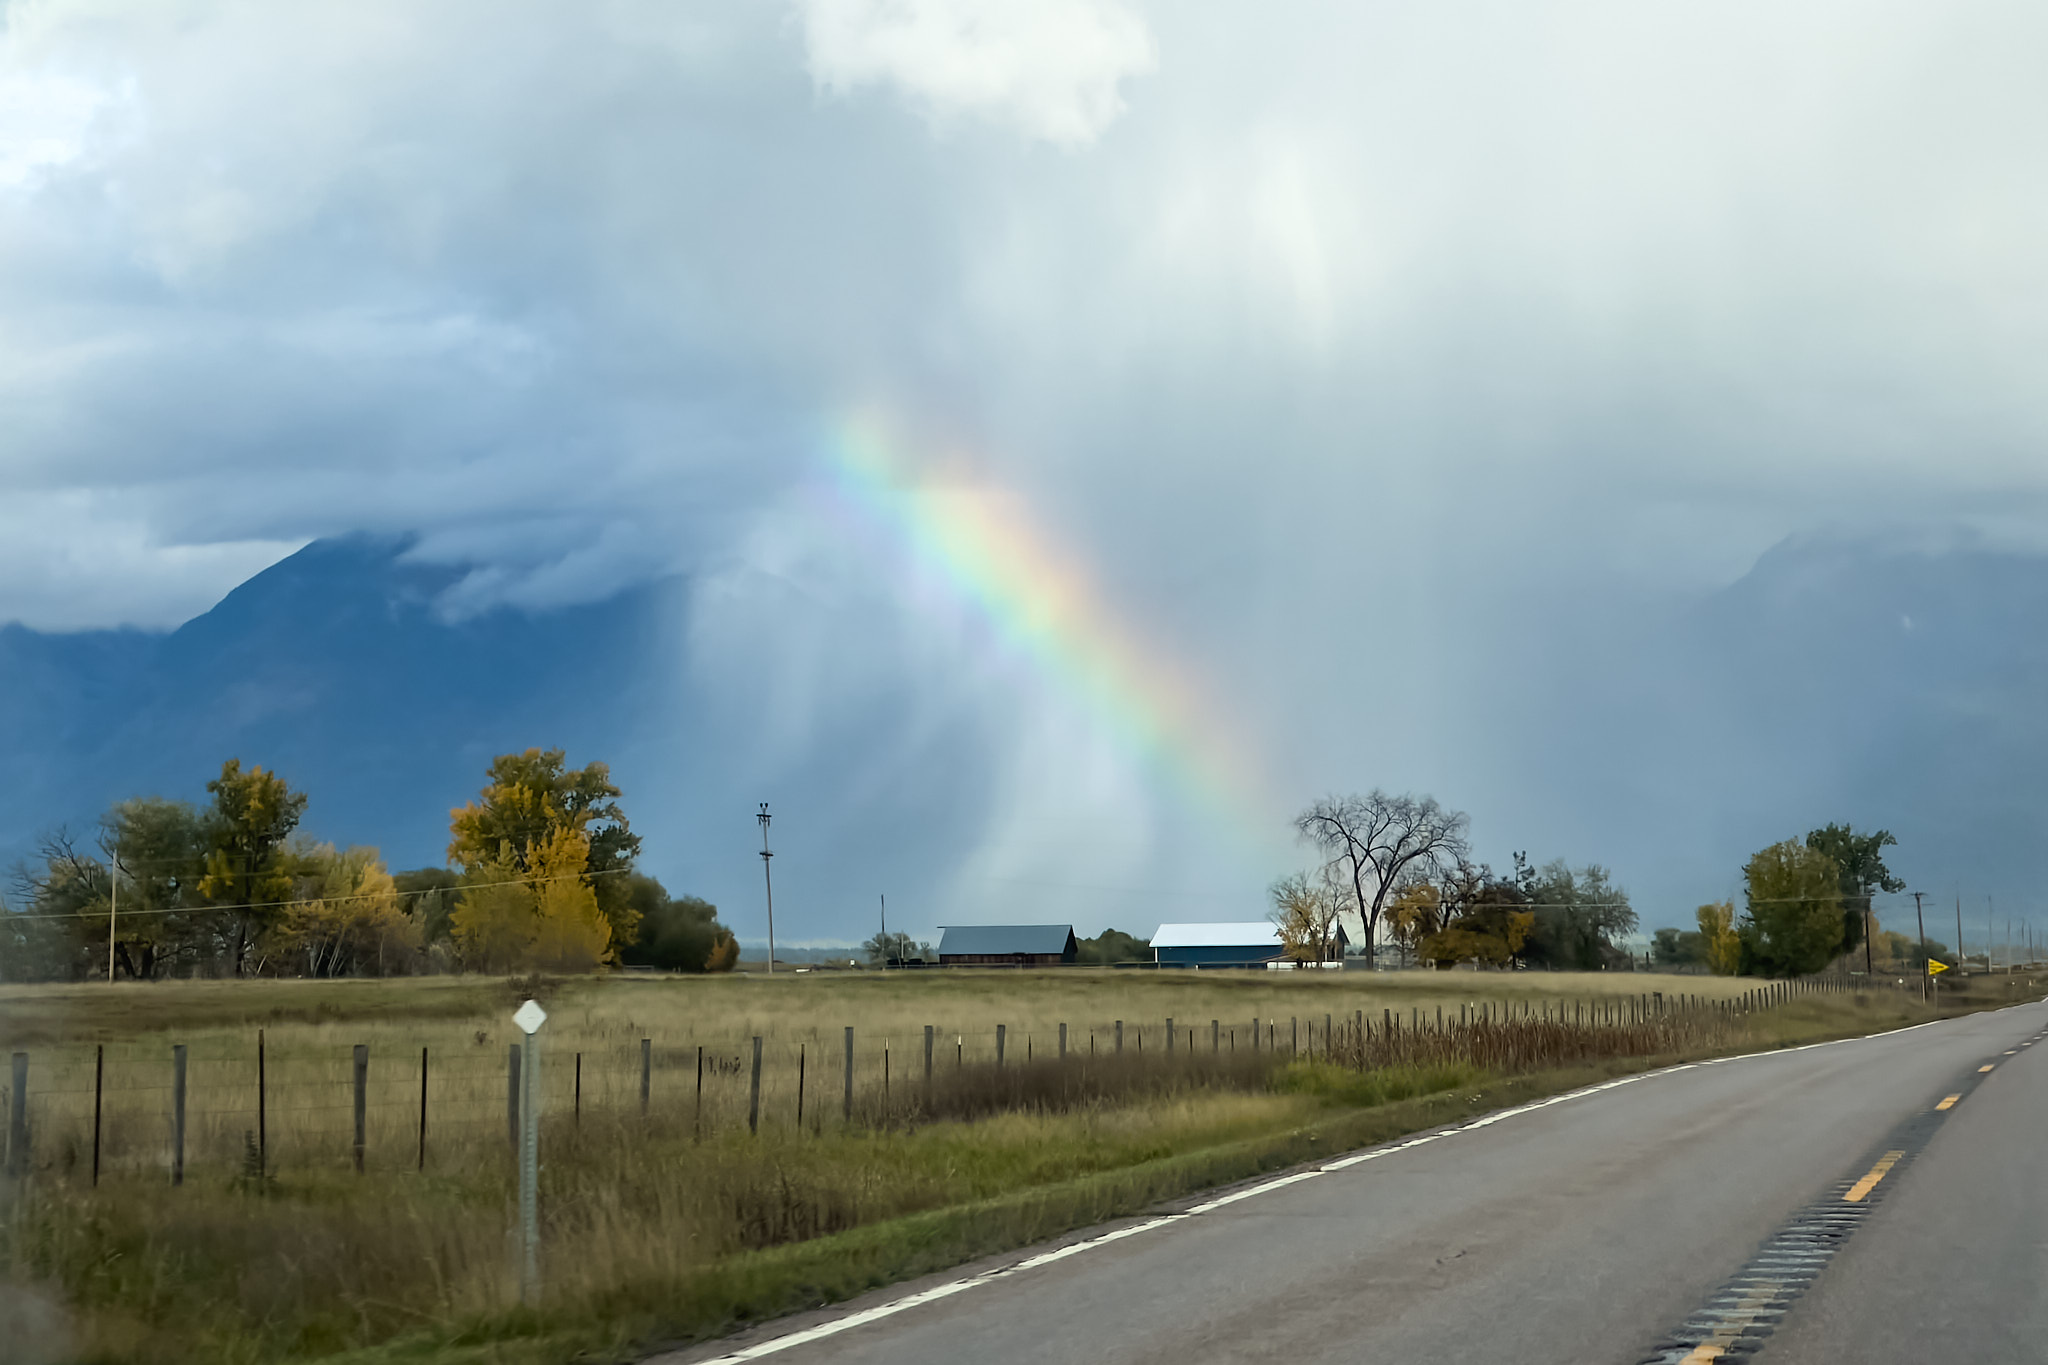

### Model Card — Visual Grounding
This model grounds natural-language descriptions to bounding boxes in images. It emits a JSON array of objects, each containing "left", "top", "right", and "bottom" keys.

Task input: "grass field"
[
  {"left": 0, "top": 967, "right": 2033, "bottom": 1365},
  {"left": 2, "top": 967, "right": 1806, "bottom": 1179}
]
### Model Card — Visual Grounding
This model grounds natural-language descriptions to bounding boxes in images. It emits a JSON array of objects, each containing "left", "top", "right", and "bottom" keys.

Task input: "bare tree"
[{"left": 1294, "top": 792, "right": 1470, "bottom": 968}]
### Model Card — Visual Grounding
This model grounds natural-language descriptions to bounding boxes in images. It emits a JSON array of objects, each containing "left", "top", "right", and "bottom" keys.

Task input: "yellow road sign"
[{"left": 1927, "top": 959, "right": 1951, "bottom": 975}]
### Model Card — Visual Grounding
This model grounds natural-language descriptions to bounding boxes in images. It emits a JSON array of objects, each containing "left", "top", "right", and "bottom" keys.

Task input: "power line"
[
  {"left": 17, "top": 813, "right": 634, "bottom": 874},
  {"left": 0, "top": 866, "right": 634, "bottom": 923}
]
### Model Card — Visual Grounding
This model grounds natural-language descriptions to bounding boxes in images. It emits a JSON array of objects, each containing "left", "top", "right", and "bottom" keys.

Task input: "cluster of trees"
[
  {"left": 1077, "top": 928, "right": 1150, "bottom": 965},
  {"left": 1, "top": 749, "right": 736, "bottom": 981},
  {"left": 861, "top": 931, "right": 935, "bottom": 965},
  {"left": 1276, "top": 792, "right": 1638, "bottom": 970},
  {"left": 1651, "top": 825, "right": 1905, "bottom": 978},
  {"left": 1381, "top": 856, "right": 1639, "bottom": 971}
]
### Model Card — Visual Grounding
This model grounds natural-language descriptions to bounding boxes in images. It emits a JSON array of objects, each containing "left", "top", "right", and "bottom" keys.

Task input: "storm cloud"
[{"left": 5, "top": 1, "right": 2048, "bottom": 937}]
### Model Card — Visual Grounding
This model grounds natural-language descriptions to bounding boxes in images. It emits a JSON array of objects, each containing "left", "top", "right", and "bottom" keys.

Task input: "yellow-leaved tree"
[
  {"left": 448, "top": 846, "right": 531, "bottom": 973},
  {"left": 525, "top": 825, "right": 611, "bottom": 971},
  {"left": 277, "top": 843, "right": 419, "bottom": 977},
  {"left": 446, "top": 749, "right": 641, "bottom": 959},
  {"left": 1269, "top": 871, "right": 1344, "bottom": 962},
  {"left": 1696, "top": 901, "right": 1741, "bottom": 976},
  {"left": 1384, "top": 883, "right": 1444, "bottom": 967},
  {"left": 449, "top": 828, "right": 611, "bottom": 974}
]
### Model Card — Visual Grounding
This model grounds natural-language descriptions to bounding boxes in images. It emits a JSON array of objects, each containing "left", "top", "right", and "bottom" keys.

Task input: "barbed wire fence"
[{"left": 0, "top": 975, "right": 1937, "bottom": 1186}]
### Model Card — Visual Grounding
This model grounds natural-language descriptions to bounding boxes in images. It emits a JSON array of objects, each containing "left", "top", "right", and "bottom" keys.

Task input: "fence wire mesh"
[{"left": 0, "top": 979, "right": 1861, "bottom": 1184}]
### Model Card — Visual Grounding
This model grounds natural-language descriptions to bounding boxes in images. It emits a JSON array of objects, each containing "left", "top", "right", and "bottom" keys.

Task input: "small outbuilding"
[
  {"left": 1151, "top": 921, "right": 1350, "bottom": 968},
  {"left": 937, "top": 924, "right": 1078, "bottom": 967}
]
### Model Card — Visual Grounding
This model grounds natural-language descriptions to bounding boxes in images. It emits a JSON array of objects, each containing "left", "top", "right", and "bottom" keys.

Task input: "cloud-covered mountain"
[
  {"left": 0, "top": 535, "right": 1006, "bottom": 944},
  {"left": 5, "top": 529, "right": 2047, "bottom": 945},
  {"left": 0, "top": 536, "right": 669, "bottom": 864}
]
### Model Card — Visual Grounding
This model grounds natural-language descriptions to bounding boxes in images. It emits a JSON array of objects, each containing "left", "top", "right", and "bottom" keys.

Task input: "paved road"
[{"left": 659, "top": 1000, "right": 2048, "bottom": 1365}]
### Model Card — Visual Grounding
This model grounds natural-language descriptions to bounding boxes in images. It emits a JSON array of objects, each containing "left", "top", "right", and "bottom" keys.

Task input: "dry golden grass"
[
  {"left": 0, "top": 968, "right": 2009, "bottom": 1365},
  {"left": 1, "top": 967, "right": 1782, "bottom": 1181}
]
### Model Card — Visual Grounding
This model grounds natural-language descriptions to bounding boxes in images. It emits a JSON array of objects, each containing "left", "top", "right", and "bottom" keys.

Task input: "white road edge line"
[
  {"left": 689, "top": 999, "right": 2042, "bottom": 1363},
  {"left": 700, "top": 1215, "right": 1185, "bottom": 1362}
]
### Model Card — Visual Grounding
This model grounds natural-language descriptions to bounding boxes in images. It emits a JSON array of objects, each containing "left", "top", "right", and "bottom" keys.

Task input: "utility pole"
[
  {"left": 757, "top": 803, "right": 776, "bottom": 977},
  {"left": 879, "top": 893, "right": 887, "bottom": 970},
  {"left": 1914, "top": 891, "right": 1928, "bottom": 1003},
  {"left": 1863, "top": 895, "right": 1873, "bottom": 978},
  {"left": 106, "top": 856, "right": 118, "bottom": 984},
  {"left": 1956, "top": 896, "right": 1965, "bottom": 975}
]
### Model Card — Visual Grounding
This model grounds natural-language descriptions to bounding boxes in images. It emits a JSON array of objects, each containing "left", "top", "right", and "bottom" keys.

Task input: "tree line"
[
  {"left": 1654, "top": 824, "right": 1907, "bottom": 978},
  {"left": 0, "top": 748, "right": 737, "bottom": 981},
  {"left": 1272, "top": 791, "right": 1640, "bottom": 970}
]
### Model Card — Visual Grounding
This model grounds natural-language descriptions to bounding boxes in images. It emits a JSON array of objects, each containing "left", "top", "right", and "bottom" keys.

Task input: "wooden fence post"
[
  {"left": 925, "top": 1025, "right": 935, "bottom": 1083},
  {"left": 749, "top": 1036, "right": 763, "bottom": 1135},
  {"left": 92, "top": 1044, "right": 103, "bottom": 1187},
  {"left": 1166, "top": 1018, "right": 1175, "bottom": 1053},
  {"left": 7, "top": 1052, "right": 27, "bottom": 1180},
  {"left": 996, "top": 1024, "right": 1007, "bottom": 1067},
  {"left": 418, "top": 1046, "right": 429, "bottom": 1173},
  {"left": 843, "top": 1027, "right": 854, "bottom": 1120},
  {"left": 1115, "top": 1020, "right": 1123, "bottom": 1054},
  {"left": 352, "top": 1044, "right": 368, "bottom": 1174},
  {"left": 170, "top": 1045, "right": 186, "bottom": 1187},
  {"left": 640, "top": 1038, "right": 651, "bottom": 1115},
  {"left": 257, "top": 1028, "right": 267, "bottom": 1179},
  {"left": 1058, "top": 1022, "right": 1067, "bottom": 1059}
]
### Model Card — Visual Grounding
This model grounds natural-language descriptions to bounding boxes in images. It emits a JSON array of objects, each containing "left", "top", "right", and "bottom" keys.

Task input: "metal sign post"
[{"left": 513, "top": 998, "right": 547, "bottom": 1303}]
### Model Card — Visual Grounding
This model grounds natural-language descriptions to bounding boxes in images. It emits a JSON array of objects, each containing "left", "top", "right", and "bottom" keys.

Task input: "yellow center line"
[
  {"left": 1681, "top": 1346, "right": 1724, "bottom": 1363},
  {"left": 1936, "top": 1094, "right": 1961, "bottom": 1111},
  {"left": 1980, "top": 1064, "right": 1996, "bottom": 1072},
  {"left": 1844, "top": 1151, "right": 1906, "bottom": 1203}
]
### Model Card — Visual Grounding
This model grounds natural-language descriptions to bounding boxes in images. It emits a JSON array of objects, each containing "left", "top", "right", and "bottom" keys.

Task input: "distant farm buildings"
[
  {"left": 936, "top": 924, "right": 1079, "bottom": 967},
  {"left": 1151, "top": 920, "right": 1349, "bottom": 968}
]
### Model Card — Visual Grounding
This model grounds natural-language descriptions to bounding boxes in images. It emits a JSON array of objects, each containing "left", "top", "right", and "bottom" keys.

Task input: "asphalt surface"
[{"left": 658, "top": 999, "right": 2048, "bottom": 1365}]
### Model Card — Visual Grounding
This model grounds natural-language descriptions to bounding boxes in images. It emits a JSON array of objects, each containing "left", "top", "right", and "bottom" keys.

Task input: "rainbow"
[{"left": 824, "top": 413, "right": 1286, "bottom": 848}]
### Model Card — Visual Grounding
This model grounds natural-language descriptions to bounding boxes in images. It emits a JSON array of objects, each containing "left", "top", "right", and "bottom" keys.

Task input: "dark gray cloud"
[{"left": 6, "top": 2, "right": 2048, "bottom": 937}]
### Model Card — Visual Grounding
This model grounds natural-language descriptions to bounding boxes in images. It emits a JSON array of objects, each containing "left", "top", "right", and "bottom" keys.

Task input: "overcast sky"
[{"left": 6, "top": 1, "right": 2048, "bottom": 937}]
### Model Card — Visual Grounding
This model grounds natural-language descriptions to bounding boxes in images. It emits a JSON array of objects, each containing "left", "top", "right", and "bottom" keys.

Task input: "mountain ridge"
[{"left": 6, "top": 530, "right": 2048, "bottom": 933}]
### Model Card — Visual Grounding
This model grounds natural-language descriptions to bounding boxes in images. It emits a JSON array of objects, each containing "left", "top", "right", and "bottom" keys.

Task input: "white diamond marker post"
[{"left": 513, "top": 999, "right": 546, "bottom": 1301}]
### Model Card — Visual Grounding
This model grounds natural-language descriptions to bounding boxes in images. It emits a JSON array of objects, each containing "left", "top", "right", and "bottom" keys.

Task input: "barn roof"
[
  {"left": 1150, "top": 921, "right": 1283, "bottom": 949},
  {"left": 937, "top": 924, "right": 1076, "bottom": 956}
]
